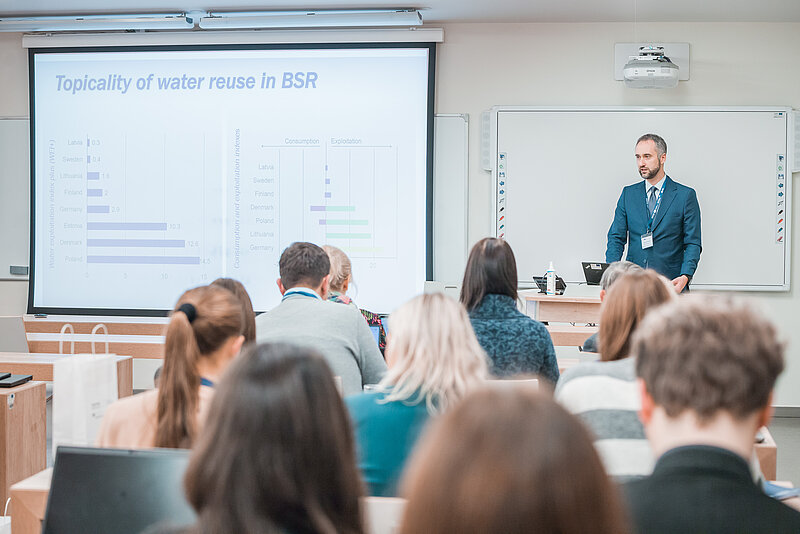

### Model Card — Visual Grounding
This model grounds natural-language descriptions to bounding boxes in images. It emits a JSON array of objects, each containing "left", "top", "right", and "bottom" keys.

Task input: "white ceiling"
[{"left": 1, "top": 0, "right": 800, "bottom": 23}]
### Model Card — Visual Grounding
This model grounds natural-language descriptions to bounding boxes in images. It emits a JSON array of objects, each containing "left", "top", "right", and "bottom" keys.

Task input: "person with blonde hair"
[
  {"left": 97, "top": 285, "right": 245, "bottom": 448},
  {"left": 322, "top": 244, "right": 386, "bottom": 353},
  {"left": 345, "top": 292, "right": 488, "bottom": 496},
  {"left": 555, "top": 269, "right": 675, "bottom": 479},
  {"left": 398, "top": 388, "right": 629, "bottom": 534}
]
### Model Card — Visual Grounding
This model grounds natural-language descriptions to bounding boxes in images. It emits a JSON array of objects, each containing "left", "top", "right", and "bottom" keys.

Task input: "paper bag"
[{"left": 53, "top": 324, "right": 118, "bottom": 451}]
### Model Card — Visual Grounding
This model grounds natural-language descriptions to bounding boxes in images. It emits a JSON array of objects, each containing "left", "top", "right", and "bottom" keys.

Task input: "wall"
[
  {"left": 2, "top": 23, "right": 800, "bottom": 403},
  {"left": 436, "top": 22, "right": 800, "bottom": 406}
]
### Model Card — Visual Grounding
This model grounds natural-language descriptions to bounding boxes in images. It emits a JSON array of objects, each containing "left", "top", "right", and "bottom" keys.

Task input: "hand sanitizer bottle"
[{"left": 546, "top": 261, "right": 556, "bottom": 295}]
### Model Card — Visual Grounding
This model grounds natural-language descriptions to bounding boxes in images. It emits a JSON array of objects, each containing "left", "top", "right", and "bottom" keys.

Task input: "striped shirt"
[{"left": 555, "top": 357, "right": 653, "bottom": 481}]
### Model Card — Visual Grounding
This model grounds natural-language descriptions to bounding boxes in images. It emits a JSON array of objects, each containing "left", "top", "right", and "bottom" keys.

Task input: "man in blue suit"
[{"left": 605, "top": 134, "right": 701, "bottom": 292}]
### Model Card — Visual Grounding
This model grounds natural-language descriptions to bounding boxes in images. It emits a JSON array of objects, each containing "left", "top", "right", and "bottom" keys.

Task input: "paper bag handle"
[
  {"left": 58, "top": 324, "right": 75, "bottom": 354},
  {"left": 91, "top": 323, "right": 110, "bottom": 355}
]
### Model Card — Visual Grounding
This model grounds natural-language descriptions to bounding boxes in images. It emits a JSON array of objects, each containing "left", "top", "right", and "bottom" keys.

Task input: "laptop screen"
[{"left": 43, "top": 446, "right": 196, "bottom": 534}]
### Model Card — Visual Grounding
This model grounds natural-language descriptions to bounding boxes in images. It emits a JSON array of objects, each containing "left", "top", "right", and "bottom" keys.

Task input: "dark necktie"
[{"left": 648, "top": 186, "right": 657, "bottom": 217}]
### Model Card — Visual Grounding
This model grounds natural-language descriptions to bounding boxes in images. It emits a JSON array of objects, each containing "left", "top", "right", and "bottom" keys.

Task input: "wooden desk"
[
  {"left": 547, "top": 324, "right": 598, "bottom": 347},
  {"left": 0, "top": 353, "right": 133, "bottom": 398},
  {"left": 9, "top": 467, "right": 51, "bottom": 534},
  {"left": 757, "top": 426, "right": 777, "bottom": 480},
  {"left": 524, "top": 291, "right": 602, "bottom": 324},
  {"left": 0, "top": 382, "right": 46, "bottom": 510}
]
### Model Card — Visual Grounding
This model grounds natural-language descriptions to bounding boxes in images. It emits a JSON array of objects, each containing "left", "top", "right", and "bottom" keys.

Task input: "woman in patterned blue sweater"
[{"left": 460, "top": 237, "right": 559, "bottom": 384}]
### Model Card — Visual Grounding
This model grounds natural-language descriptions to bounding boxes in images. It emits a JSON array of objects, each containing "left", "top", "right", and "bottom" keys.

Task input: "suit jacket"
[
  {"left": 605, "top": 176, "right": 701, "bottom": 280},
  {"left": 624, "top": 445, "right": 800, "bottom": 534}
]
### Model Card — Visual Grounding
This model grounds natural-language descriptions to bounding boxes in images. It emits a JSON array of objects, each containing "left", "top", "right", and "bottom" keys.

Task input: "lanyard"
[
  {"left": 646, "top": 184, "right": 665, "bottom": 232},
  {"left": 281, "top": 289, "right": 321, "bottom": 302},
  {"left": 200, "top": 377, "right": 214, "bottom": 388}
]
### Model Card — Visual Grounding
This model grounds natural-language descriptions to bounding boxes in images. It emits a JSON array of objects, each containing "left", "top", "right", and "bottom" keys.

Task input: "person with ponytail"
[{"left": 97, "top": 285, "right": 245, "bottom": 449}]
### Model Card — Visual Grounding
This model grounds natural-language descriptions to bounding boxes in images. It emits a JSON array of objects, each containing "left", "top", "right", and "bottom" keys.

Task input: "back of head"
[
  {"left": 633, "top": 295, "right": 785, "bottom": 422},
  {"left": 210, "top": 278, "right": 256, "bottom": 343},
  {"left": 599, "top": 260, "right": 643, "bottom": 290},
  {"left": 599, "top": 269, "right": 674, "bottom": 361},
  {"left": 279, "top": 242, "right": 331, "bottom": 290},
  {"left": 157, "top": 285, "right": 244, "bottom": 448},
  {"left": 399, "top": 388, "right": 627, "bottom": 534},
  {"left": 184, "top": 343, "right": 364, "bottom": 534},
  {"left": 380, "top": 293, "right": 488, "bottom": 413},
  {"left": 322, "top": 245, "right": 352, "bottom": 294},
  {"left": 460, "top": 237, "right": 518, "bottom": 312}
]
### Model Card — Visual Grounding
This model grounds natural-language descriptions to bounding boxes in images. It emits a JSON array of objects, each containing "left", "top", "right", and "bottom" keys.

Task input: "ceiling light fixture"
[
  {"left": 0, "top": 13, "right": 194, "bottom": 32},
  {"left": 198, "top": 9, "right": 423, "bottom": 30}
]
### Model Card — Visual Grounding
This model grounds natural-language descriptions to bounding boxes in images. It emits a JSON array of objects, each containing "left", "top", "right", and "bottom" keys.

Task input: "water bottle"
[{"left": 546, "top": 261, "right": 556, "bottom": 295}]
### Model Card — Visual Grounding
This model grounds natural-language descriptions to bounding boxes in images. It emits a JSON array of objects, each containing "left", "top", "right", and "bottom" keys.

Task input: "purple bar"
[
  {"left": 318, "top": 219, "right": 327, "bottom": 225},
  {"left": 87, "top": 172, "right": 100, "bottom": 180},
  {"left": 87, "top": 222, "right": 168, "bottom": 231},
  {"left": 325, "top": 179, "right": 331, "bottom": 184},
  {"left": 87, "top": 189, "right": 102, "bottom": 197},
  {"left": 87, "top": 155, "right": 91, "bottom": 163},
  {"left": 87, "top": 255, "right": 200, "bottom": 265},
  {"left": 310, "top": 206, "right": 326, "bottom": 211},
  {"left": 87, "top": 205, "right": 110, "bottom": 213},
  {"left": 87, "top": 239, "right": 185, "bottom": 248},
  {"left": 324, "top": 192, "right": 332, "bottom": 198}
]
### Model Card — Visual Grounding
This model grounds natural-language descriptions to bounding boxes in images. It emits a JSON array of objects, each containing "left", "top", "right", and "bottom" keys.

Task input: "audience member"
[
  {"left": 398, "top": 388, "right": 629, "bottom": 534},
  {"left": 323, "top": 244, "right": 387, "bottom": 354},
  {"left": 97, "top": 285, "right": 244, "bottom": 448},
  {"left": 346, "top": 293, "right": 488, "bottom": 496},
  {"left": 152, "top": 343, "right": 364, "bottom": 534},
  {"left": 460, "top": 237, "right": 559, "bottom": 383},
  {"left": 555, "top": 269, "right": 674, "bottom": 479},
  {"left": 625, "top": 295, "right": 800, "bottom": 533},
  {"left": 255, "top": 242, "right": 386, "bottom": 396},
  {"left": 581, "top": 260, "right": 643, "bottom": 352},
  {"left": 210, "top": 277, "right": 256, "bottom": 343}
]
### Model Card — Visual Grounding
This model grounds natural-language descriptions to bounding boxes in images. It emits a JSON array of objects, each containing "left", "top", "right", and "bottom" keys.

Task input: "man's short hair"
[
  {"left": 278, "top": 242, "right": 331, "bottom": 290},
  {"left": 636, "top": 133, "right": 667, "bottom": 157},
  {"left": 633, "top": 295, "right": 784, "bottom": 421},
  {"left": 600, "top": 261, "right": 643, "bottom": 290}
]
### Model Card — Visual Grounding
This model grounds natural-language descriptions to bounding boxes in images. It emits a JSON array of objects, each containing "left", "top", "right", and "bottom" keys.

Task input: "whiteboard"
[
  {"left": 0, "top": 118, "right": 29, "bottom": 281},
  {"left": 433, "top": 114, "right": 469, "bottom": 283},
  {"left": 492, "top": 107, "right": 793, "bottom": 291}
]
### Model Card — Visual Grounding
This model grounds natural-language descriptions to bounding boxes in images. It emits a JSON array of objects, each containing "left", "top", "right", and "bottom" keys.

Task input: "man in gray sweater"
[{"left": 255, "top": 242, "right": 386, "bottom": 396}]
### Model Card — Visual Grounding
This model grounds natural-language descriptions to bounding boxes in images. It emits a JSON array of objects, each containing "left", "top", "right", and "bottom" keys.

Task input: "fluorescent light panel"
[
  {"left": 199, "top": 9, "right": 423, "bottom": 29},
  {"left": 0, "top": 13, "right": 193, "bottom": 32}
]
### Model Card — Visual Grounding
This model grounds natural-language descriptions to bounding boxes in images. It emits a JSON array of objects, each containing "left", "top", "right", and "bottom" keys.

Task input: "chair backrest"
[{"left": 362, "top": 496, "right": 407, "bottom": 534}]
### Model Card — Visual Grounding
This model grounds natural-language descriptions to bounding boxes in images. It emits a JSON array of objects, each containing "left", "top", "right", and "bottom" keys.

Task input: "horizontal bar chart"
[
  {"left": 326, "top": 233, "right": 372, "bottom": 239},
  {"left": 87, "top": 205, "right": 110, "bottom": 214},
  {"left": 309, "top": 205, "right": 356, "bottom": 212},
  {"left": 318, "top": 219, "right": 369, "bottom": 226},
  {"left": 87, "top": 256, "right": 200, "bottom": 265},
  {"left": 87, "top": 239, "right": 185, "bottom": 248},
  {"left": 87, "top": 189, "right": 103, "bottom": 197},
  {"left": 87, "top": 172, "right": 100, "bottom": 180}
]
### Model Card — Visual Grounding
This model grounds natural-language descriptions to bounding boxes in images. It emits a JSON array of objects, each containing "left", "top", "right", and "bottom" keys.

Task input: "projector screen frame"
[{"left": 27, "top": 41, "right": 436, "bottom": 316}]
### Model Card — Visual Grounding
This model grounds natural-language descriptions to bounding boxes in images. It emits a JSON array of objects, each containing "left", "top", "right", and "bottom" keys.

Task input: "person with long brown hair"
[
  {"left": 460, "top": 237, "right": 559, "bottom": 383},
  {"left": 97, "top": 285, "right": 244, "bottom": 448},
  {"left": 210, "top": 277, "right": 256, "bottom": 344},
  {"left": 398, "top": 388, "right": 629, "bottom": 534},
  {"left": 346, "top": 293, "right": 488, "bottom": 497},
  {"left": 152, "top": 343, "right": 364, "bottom": 534},
  {"left": 555, "top": 269, "right": 674, "bottom": 479}
]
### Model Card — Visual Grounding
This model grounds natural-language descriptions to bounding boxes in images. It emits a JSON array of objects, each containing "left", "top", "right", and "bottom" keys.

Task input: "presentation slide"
[{"left": 31, "top": 46, "right": 432, "bottom": 314}]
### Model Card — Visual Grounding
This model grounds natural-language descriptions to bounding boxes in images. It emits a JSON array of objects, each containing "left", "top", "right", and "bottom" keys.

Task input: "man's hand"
[{"left": 672, "top": 275, "right": 689, "bottom": 293}]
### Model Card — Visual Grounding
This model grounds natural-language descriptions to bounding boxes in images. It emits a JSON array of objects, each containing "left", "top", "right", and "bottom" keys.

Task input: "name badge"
[{"left": 641, "top": 232, "right": 654, "bottom": 249}]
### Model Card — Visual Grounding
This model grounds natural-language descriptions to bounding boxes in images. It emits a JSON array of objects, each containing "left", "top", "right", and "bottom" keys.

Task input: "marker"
[
  {"left": 499, "top": 216, "right": 505, "bottom": 221},
  {"left": 778, "top": 218, "right": 784, "bottom": 224},
  {"left": 779, "top": 210, "right": 784, "bottom": 215},
  {"left": 778, "top": 236, "right": 784, "bottom": 242},
  {"left": 499, "top": 207, "right": 505, "bottom": 212}
]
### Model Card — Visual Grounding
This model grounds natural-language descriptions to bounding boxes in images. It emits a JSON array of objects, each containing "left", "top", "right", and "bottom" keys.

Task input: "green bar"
[
  {"left": 326, "top": 206, "right": 356, "bottom": 212},
  {"left": 325, "top": 219, "right": 369, "bottom": 225},
  {"left": 327, "top": 233, "right": 372, "bottom": 239}
]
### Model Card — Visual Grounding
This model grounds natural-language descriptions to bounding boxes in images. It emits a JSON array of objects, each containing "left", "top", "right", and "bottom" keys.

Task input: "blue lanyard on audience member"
[
  {"left": 282, "top": 289, "right": 321, "bottom": 301},
  {"left": 646, "top": 184, "right": 665, "bottom": 232},
  {"left": 200, "top": 377, "right": 214, "bottom": 387}
]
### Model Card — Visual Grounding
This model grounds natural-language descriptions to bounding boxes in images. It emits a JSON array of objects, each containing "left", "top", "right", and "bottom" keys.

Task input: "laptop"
[
  {"left": 0, "top": 316, "right": 29, "bottom": 352},
  {"left": 43, "top": 446, "right": 196, "bottom": 534},
  {"left": 582, "top": 262, "right": 610, "bottom": 286}
]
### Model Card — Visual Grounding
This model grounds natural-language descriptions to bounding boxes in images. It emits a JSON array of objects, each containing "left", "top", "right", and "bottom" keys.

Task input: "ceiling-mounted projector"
[{"left": 623, "top": 46, "right": 679, "bottom": 89}]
